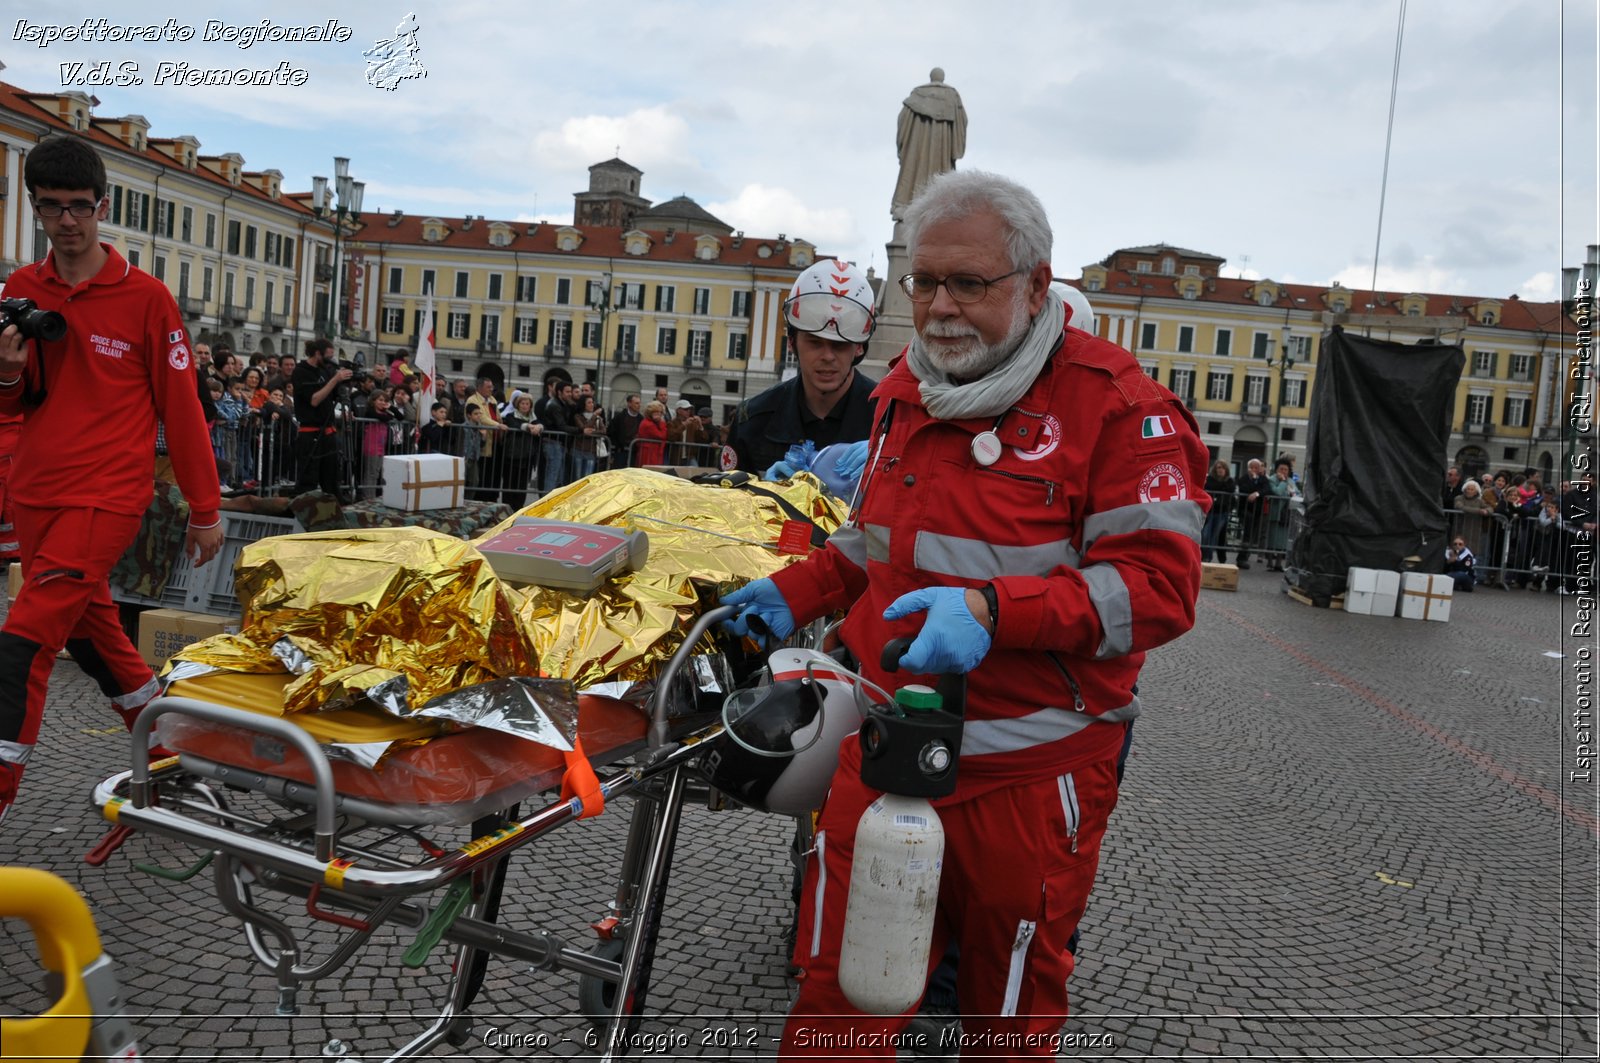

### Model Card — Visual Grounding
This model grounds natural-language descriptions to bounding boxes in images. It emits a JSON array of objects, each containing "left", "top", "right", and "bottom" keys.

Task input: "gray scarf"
[{"left": 905, "top": 288, "right": 1064, "bottom": 420}]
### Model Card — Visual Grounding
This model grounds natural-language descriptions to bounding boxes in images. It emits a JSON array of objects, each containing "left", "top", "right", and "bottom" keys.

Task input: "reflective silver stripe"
[
  {"left": 1082, "top": 499, "right": 1205, "bottom": 551},
  {"left": 829, "top": 525, "right": 868, "bottom": 569},
  {"left": 864, "top": 524, "right": 891, "bottom": 564},
  {"left": 0, "top": 739, "right": 34, "bottom": 766},
  {"left": 1082, "top": 563, "right": 1133, "bottom": 660},
  {"left": 1001, "top": 919, "right": 1036, "bottom": 1016},
  {"left": 112, "top": 676, "right": 159, "bottom": 710},
  {"left": 962, "top": 698, "right": 1140, "bottom": 756},
  {"left": 810, "top": 828, "right": 826, "bottom": 957},
  {"left": 913, "top": 530, "right": 1076, "bottom": 582}
]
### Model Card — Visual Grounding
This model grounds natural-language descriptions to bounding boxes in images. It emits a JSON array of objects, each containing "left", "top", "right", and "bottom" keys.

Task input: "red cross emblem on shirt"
[{"left": 1138, "top": 462, "right": 1188, "bottom": 503}]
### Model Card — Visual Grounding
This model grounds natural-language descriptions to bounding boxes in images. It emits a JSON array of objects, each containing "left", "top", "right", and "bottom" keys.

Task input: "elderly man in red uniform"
[
  {"left": 723, "top": 170, "right": 1208, "bottom": 1052},
  {"left": 0, "top": 135, "right": 222, "bottom": 826}
]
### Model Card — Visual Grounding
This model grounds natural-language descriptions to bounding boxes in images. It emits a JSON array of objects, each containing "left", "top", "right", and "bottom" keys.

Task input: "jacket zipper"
[
  {"left": 977, "top": 466, "right": 1056, "bottom": 505},
  {"left": 1047, "top": 653, "right": 1086, "bottom": 711}
]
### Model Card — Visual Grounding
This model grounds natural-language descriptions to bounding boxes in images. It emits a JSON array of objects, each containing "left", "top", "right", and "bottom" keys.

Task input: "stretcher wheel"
[{"left": 576, "top": 937, "right": 627, "bottom": 1027}]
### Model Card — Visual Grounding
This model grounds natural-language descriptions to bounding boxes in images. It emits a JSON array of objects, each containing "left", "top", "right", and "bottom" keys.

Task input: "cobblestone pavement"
[{"left": 1, "top": 569, "right": 1595, "bottom": 1060}]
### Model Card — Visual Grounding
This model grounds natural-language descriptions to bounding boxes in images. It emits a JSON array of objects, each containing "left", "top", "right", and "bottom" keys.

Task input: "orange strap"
[{"left": 560, "top": 736, "right": 604, "bottom": 819}]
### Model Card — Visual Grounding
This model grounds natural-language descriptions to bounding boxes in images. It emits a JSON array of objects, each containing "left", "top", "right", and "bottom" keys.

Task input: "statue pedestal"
[{"left": 868, "top": 220, "right": 916, "bottom": 376}]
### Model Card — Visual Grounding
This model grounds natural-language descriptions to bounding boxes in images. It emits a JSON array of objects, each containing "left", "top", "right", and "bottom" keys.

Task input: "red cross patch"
[{"left": 1138, "top": 462, "right": 1188, "bottom": 503}]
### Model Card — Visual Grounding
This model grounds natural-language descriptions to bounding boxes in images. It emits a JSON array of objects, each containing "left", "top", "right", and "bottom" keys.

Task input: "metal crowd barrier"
[{"left": 1200, "top": 489, "right": 1300, "bottom": 567}]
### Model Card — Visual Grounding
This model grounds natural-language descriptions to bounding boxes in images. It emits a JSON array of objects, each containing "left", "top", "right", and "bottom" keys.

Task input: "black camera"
[{"left": 0, "top": 297, "right": 66, "bottom": 343}]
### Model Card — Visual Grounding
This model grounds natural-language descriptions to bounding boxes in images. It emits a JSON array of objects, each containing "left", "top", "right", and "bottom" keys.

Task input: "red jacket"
[
  {"left": 771, "top": 323, "right": 1209, "bottom": 786},
  {"left": 0, "top": 245, "right": 220, "bottom": 526}
]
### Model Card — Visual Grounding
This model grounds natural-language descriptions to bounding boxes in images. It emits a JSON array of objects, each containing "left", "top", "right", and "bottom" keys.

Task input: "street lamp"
[
  {"left": 310, "top": 157, "right": 364, "bottom": 341},
  {"left": 1270, "top": 324, "right": 1297, "bottom": 466},
  {"left": 590, "top": 270, "right": 612, "bottom": 400}
]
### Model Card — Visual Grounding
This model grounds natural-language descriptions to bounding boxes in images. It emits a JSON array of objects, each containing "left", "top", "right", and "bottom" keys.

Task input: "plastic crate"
[{"left": 111, "top": 512, "right": 298, "bottom": 618}]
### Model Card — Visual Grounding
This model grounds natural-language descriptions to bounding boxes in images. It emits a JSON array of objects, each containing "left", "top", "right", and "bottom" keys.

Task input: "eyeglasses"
[
  {"left": 899, "top": 269, "right": 1023, "bottom": 304},
  {"left": 32, "top": 198, "right": 101, "bottom": 219}
]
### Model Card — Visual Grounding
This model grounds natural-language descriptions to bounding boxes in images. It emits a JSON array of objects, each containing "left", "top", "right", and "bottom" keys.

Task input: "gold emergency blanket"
[{"left": 171, "top": 469, "right": 845, "bottom": 713}]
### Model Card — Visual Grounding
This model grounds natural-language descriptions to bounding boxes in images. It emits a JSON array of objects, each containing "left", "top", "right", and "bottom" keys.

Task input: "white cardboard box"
[
  {"left": 1345, "top": 568, "right": 1401, "bottom": 617},
  {"left": 381, "top": 454, "right": 464, "bottom": 511},
  {"left": 1398, "top": 571, "right": 1453, "bottom": 622}
]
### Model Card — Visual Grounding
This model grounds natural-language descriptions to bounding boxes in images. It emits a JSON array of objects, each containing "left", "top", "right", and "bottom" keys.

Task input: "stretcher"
[{"left": 90, "top": 606, "right": 741, "bottom": 1061}]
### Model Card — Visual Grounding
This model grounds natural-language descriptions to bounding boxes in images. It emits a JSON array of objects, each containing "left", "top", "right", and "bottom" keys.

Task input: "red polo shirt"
[{"left": 0, "top": 244, "right": 220, "bottom": 525}]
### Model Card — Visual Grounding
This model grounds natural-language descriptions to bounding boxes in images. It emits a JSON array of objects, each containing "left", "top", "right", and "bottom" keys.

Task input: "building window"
[
  {"left": 244, "top": 276, "right": 256, "bottom": 309},
  {"left": 205, "top": 213, "right": 216, "bottom": 248},
  {"left": 1143, "top": 363, "right": 1159, "bottom": 380},
  {"left": 1253, "top": 332, "right": 1272, "bottom": 359},
  {"left": 1135, "top": 260, "right": 1151, "bottom": 273},
  {"left": 447, "top": 311, "right": 470, "bottom": 339},
  {"left": 556, "top": 278, "right": 572, "bottom": 305},
  {"left": 692, "top": 287, "right": 711, "bottom": 315},
  {"left": 690, "top": 329, "right": 711, "bottom": 360},
  {"left": 586, "top": 279, "right": 609, "bottom": 307},
  {"left": 550, "top": 320, "right": 570, "bottom": 351},
  {"left": 127, "top": 248, "right": 140, "bottom": 268},
  {"left": 1085, "top": 276, "right": 1102, "bottom": 292},
  {"left": 658, "top": 327, "right": 678, "bottom": 355},
  {"left": 1215, "top": 329, "right": 1232, "bottom": 356},
  {"left": 621, "top": 283, "right": 644, "bottom": 310},
  {"left": 516, "top": 317, "right": 537, "bottom": 344},
  {"left": 422, "top": 269, "right": 436, "bottom": 296},
  {"left": 1289, "top": 336, "right": 1312, "bottom": 363},
  {"left": 1160, "top": 256, "right": 1175, "bottom": 275},
  {"left": 1472, "top": 350, "right": 1497, "bottom": 377},
  {"left": 181, "top": 205, "right": 193, "bottom": 243},
  {"left": 481, "top": 315, "right": 499, "bottom": 344},
  {"left": 227, "top": 220, "right": 241, "bottom": 254},
  {"left": 1177, "top": 325, "right": 1194, "bottom": 353},
  {"left": 1466, "top": 394, "right": 1491, "bottom": 424},
  {"left": 1206, "top": 370, "right": 1233, "bottom": 402},
  {"left": 656, "top": 285, "right": 676, "bottom": 313},
  {"left": 1183, "top": 264, "right": 1200, "bottom": 276},
  {"left": 223, "top": 272, "right": 235, "bottom": 307},
  {"left": 1257, "top": 290, "right": 1273, "bottom": 307},
  {"left": 382, "top": 307, "right": 404, "bottom": 334},
  {"left": 244, "top": 225, "right": 258, "bottom": 259},
  {"left": 203, "top": 266, "right": 214, "bottom": 302},
  {"left": 732, "top": 290, "right": 752, "bottom": 318},
  {"left": 488, "top": 274, "right": 503, "bottom": 301},
  {"left": 1502, "top": 395, "right": 1530, "bottom": 428},
  {"left": 727, "top": 333, "right": 748, "bottom": 360},
  {"left": 1282, "top": 379, "right": 1306, "bottom": 407},
  {"left": 582, "top": 321, "right": 600, "bottom": 349},
  {"left": 517, "top": 276, "right": 537, "bottom": 302},
  {"left": 454, "top": 271, "right": 469, "bottom": 298},
  {"left": 1244, "top": 375, "right": 1268, "bottom": 405},
  {"left": 1139, "top": 322, "right": 1157, "bottom": 350},
  {"left": 153, "top": 255, "right": 166, "bottom": 282},
  {"left": 388, "top": 267, "right": 403, "bottom": 294},
  {"left": 1169, "top": 368, "right": 1194, "bottom": 402},
  {"left": 264, "top": 280, "right": 274, "bottom": 313},
  {"left": 178, "top": 261, "right": 191, "bottom": 297},
  {"left": 1509, "top": 353, "right": 1532, "bottom": 381},
  {"left": 617, "top": 324, "right": 637, "bottom": 353}
]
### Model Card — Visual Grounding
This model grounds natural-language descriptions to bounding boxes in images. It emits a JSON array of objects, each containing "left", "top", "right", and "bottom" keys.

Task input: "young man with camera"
[
  {"left": 0, "top": 135, "right": 223, "bottom": 826},
  {"left": 291, "top": 337, "right": 353, "bottom": 499}
]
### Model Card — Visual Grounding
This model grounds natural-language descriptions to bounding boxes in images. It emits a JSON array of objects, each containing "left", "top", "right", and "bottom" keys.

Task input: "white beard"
[{"left": 918, "top": 289, "right": 1033, "bottom": 379}]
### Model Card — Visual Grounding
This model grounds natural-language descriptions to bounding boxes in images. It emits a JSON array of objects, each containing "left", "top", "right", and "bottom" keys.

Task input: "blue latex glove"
[
  {"left": 764, "top": 460, "right": 798, "bottom": 482},
  {"left": 811, "top": 441, "right": 870, "bottom": 499},
  {"left": 882, "top": 587, "right": 992, "bottom": 674},
  {"left": 720, "top": 578, "right": 796, "bottom": 643}
]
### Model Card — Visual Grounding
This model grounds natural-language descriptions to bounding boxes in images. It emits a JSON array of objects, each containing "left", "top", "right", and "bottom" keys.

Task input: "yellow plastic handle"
[{"left": 0, "top": 867, "right": 102, "bottom": 1061}]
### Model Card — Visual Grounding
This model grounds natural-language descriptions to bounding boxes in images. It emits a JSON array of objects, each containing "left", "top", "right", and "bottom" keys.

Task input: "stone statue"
[{"left": 892, "top": 68, "right": 968, "bottom": 218}]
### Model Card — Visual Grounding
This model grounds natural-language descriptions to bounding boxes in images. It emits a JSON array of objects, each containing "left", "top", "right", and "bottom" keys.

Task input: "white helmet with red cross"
[{"left": 784, "top": 259, "right": 877, "bottom": 346}]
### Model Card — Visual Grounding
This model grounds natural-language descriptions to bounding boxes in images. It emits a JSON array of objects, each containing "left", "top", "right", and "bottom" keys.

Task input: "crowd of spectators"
[
  {"left": 1442, "top": 465, "right": 1595, "bottom": 594},
  {"left": 195, "top": 345, "right": 730, "bottom": 508}
]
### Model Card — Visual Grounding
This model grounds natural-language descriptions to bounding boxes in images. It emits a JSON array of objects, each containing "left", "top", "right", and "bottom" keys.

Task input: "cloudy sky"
[{"left": 5, "top": 1, "right": 1594, "bottom": 301}]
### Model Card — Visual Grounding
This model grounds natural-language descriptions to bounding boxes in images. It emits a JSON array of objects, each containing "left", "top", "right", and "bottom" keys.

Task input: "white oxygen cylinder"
[{"left": 836, "top": 684, "right": 948, "bottom": 1018}]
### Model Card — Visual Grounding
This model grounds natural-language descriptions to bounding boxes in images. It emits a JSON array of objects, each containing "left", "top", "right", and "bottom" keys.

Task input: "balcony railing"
[
  {"left": 1461, "top": 421, "right": 1495, "bottom": 438},
  {"left": 315, "top": 263, "right": 334, "bottom": 282},
  {"left": 684, "top": 352, "right": 710, "bottom": 369},
  {"left": 177, "top": 296, "right": 204, "bottom": 317},
  {"left": 1239, "top": 403, "right": 1270, "bottom": 421},
  {"left": 613, "top": 348, "right": 639, "bottom": 364},
  {"left": 261, "top": 311, "right": 286, "bottom": 330},
  {"left": 545, "top": 344, "right": 570, "bottom": 361},
  {"left": 221, "top": 303, "right": 246, "bottom": 324},
  {"left": 476, "top": 338, "right": 502, "bottom": 354}
]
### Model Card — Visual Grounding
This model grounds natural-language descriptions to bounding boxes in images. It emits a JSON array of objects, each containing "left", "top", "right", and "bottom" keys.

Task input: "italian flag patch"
[{"left": 1141, "top": 415, "right": 1175, "bottom": 439}]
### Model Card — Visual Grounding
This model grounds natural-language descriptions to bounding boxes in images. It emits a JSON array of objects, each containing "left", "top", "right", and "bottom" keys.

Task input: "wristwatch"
[{"left": 979, "top": 583, "right": 1000, "bottom": 633}]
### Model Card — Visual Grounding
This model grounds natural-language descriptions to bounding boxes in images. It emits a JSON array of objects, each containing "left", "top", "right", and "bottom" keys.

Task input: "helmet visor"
[{"left": 785, "top": 291, "right": 876, "bottom": 344}]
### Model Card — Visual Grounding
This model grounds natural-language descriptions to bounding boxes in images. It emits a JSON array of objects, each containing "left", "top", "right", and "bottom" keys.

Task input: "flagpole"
[{"left": 416, "top": 284, "right": 437, "bottom": 431}]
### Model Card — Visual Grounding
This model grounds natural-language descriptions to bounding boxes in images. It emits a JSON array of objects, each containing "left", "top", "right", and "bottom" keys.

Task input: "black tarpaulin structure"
[{"left": 1289, "top": 326, "right": 1465, "bottom": 602}]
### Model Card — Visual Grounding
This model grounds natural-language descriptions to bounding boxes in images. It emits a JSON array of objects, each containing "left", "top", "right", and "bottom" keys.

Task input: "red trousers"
[
  {"left": 0, "top": 504, "right": 155, "bottom": 821},
  {"left": 781, "top": 744, "right": 1121, "bottom": 1059}
]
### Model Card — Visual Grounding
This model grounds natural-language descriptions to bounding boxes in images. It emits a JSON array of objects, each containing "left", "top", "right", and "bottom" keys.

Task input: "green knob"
[{"left": 895, "top": 684, "right": 942, "bottom": 712}]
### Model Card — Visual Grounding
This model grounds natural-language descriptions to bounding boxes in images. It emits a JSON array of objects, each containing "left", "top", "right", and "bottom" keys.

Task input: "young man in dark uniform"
[{"left": 291, "top": 337, "right": 353, "bottom": 498}]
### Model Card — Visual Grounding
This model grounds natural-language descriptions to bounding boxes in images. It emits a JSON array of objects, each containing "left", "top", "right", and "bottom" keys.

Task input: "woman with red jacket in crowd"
[{"left": 634, "top": 400, "right": 668, "bottom": 466}]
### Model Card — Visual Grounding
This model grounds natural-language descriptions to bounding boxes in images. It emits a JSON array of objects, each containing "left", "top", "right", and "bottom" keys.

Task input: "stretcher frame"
[{"left": 90, "top": 605, "right": 739, "bottom": 1061}]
